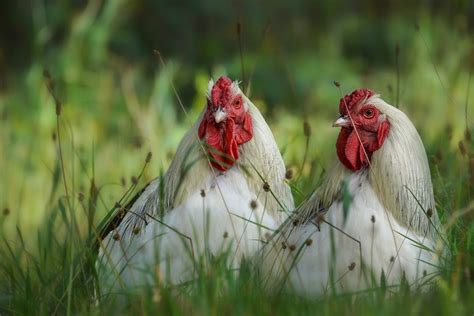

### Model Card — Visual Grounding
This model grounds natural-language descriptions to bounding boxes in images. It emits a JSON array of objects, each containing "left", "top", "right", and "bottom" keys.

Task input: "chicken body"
[
  {"left": 99, "top": 168, "right": 276, "bottom": 290},
  {"left": 264, "top": 169, "right": 436, "bottom": 296},
  {"left": 97, "top": 77, "right": 294, "bottom": 296},
  {"left": 261, "top": 89, "right": 441, "bottom": 296}
]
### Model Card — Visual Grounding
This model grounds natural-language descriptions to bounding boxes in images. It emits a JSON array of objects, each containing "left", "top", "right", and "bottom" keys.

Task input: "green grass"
[{"left": 0, "top": 4, "right": 473, "bottom": 315}]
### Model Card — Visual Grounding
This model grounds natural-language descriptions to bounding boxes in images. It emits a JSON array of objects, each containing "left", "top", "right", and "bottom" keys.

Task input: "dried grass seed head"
[{"left": 250, "top": 200, "right": 258, "bottom": 210}]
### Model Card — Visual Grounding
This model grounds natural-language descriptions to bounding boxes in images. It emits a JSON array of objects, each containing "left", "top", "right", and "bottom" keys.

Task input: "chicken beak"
[
  {"left": 333, "top": 115, "right": 351, "bottom": 128},
  {"left": 214, "top": 107, "right": 227, "bottom": 123}
]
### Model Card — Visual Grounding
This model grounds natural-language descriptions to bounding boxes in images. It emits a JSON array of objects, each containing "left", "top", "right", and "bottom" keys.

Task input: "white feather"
[
  {"left": 261, "top": 172, "right": 437, "bottom": 296},
  {"left": 206, "top": 79, "right": 214, "bottom": 99},
  {"left": 97, "top": 168, "right": 276, "bottom": 293},
  {"left": 96, "top": 79, "right": 294, "bottom": 296},
  {"left": 260, "top": 95, "right": 441, "bottom": 296}
]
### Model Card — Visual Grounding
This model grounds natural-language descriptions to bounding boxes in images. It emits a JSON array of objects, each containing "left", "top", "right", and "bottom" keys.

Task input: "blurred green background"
[
  {"left": 1, "top": 1, "right": 474, "bottom": 314},
  {"left": 0, "top": 0, "right": 473, "bottom": 261}
]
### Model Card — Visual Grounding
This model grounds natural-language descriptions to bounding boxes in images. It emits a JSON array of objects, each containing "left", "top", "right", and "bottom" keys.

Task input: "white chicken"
[
  {"left": 260, "top": 88, "right": 442, "bottom": 296},
  {"left": 95, "top": 76, "right": 294, "bottom": 297}
]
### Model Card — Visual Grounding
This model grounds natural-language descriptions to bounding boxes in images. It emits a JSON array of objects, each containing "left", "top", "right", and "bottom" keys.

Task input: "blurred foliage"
[
  {"left": 0, "top": 0, "right": 473, "bottom": 314},
  {"left": 2, "top": 0, "right": 473, "bottom": 221},
  {"left": 1, "top": 0, "right": 473, "bottom": 257}
]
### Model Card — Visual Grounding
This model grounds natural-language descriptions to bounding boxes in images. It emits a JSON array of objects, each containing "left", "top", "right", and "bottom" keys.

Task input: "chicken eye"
[
  {"left": 363, "top": 108, "right": 375, "bottom": 119},
  {"left": 233, "top": 98, "right": 242, "bottom": 109}
]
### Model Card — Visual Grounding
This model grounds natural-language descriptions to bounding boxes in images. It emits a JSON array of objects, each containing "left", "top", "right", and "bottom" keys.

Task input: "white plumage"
[
  {"left": 96, "top": 77, "right": 294, "bottom": 296},
  {"left": 100, "top": 169, "right": 277, "bottom": 290},
  {"left": 260, "top": 92, "right": 442, "bottom": 296}
]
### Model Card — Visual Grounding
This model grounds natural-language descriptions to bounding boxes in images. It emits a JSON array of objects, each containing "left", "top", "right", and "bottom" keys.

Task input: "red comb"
[
  {"left": 211, "top": 76, "right": 233, "bottom": 106},
  {"left": 339, "top": 88, "right": 375, "bottom": 114}
]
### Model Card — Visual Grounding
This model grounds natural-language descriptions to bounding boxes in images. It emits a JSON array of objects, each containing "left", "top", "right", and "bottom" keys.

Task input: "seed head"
[
  {"left": 131, "top": 176, "right": 138, "bottom": 185},
  {"left": 133, "top": 227, "right": 141, "bottom": 235},
  {"left": 78, "top": 192, "right": 85, "bottom": 202},
  {"left": 426, "top": 208, "right": 433, "bottom": 218},
  {"left": 288, "top": 244, "right": 296, "bottom": 251},
  {"left": 145, "top": 152, "right": 152, "bottom": 163},
  {"left": 314, "top": 213, "right": 325, "bottom": 230},
  {"left": 348, "top": 262, "right": 356, "bottom": 271},
  {"left": 390, "top": 256, "right": 395, "bottom": 263},
  {"left": 52, "top": 132, "right": 57, "bottom": 141},
  {"left": 223, "top": 231, "right": 228, "bottom": 238},
  {"left": 200, "top": 189, "right": 206, "bottom": 198},
  {"left": 250, "top": 200, "right": 258, "bottom": 210},
  {"left": 281, "top": 242, "right": 287, "bottom": 250},
  {"left": 263, "top": 182, "right": 270, "bottom": 192},
  {"left": 371, "top": 215, "right": 376, "bottom": 223},
  {"left": 305, "top": 238, "right": 313, "bottom": 246},
  {"left": 55, "top": 101, "right": 62, "bottom": 116},
  {"left": 285, "top": 168, "right": 293, "bottom": 180},
  {"left": 459, "top": 141, "right": 467, "bottom": 156},
  {"left": 303, "top": 120, "right": 311, "bottom": 137},
  {"left": 112, "top": 233, "right": 120, "bottom": 241},
  {"left": 90, "top": 182, "right": 98, "bottom": 197},
  {"left": 3, "top": 208, "right": 10, "bottom": 216}
]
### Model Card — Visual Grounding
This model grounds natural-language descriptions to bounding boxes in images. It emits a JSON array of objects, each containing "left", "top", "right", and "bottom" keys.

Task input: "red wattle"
[
  {"left": 234, "top": 112, "right": 253, "bottom": 144},
  {"left": 336, "top": 121, "right": 390, "bottom": 171},
  {"left": 198, "top": 113, "right": 253, "bottom": 172},
  {"left": 336, "top": 128, "right": 367, "bottom": 171},
  {"left": 336, "top": 128, "right": 352, "bottom": 169}
]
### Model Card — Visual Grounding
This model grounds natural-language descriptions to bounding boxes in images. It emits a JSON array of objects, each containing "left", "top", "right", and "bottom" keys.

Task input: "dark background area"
[{"left": 1, "top": 0, "right": 474, "bottom": 104}]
